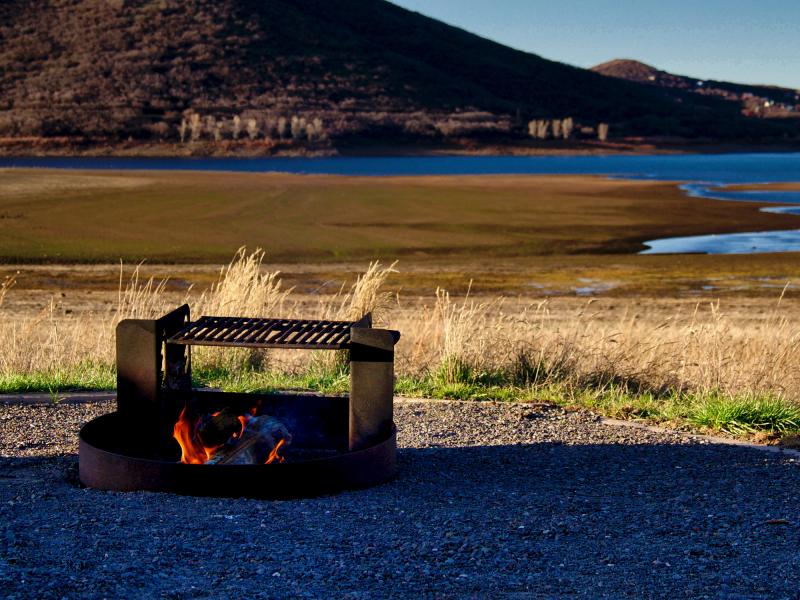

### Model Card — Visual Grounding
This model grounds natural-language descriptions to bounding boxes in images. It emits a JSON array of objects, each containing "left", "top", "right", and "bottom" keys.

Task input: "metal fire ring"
[{"left": 79, "top": 412, "right": 397, "bottom": 499}]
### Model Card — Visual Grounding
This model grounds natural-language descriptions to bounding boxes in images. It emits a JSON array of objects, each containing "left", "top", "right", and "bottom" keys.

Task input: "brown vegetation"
[
  {"left": 2, "top": 170, "right": 800, "bottom": 265},
  {"left": 0, "top": 0, "right": 796, "bottom": 154},
  {"left": 593, "top": 59, "right": 800, "bottom": 119},
  {"left": 3, "top": 250, "right": 800, "bottom": 410}
]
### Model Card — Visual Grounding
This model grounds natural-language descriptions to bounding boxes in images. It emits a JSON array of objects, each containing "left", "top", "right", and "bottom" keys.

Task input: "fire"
[
  {"left": 266, "top": 438, "right": 286, "bottom": 464},
  {"left": 173, "top": 404, "right": 290, "bottom": 465},
  {"left": 234, "top": 415, "right": 249, "bottom": 439},
  {"left": 173, "top": 404, "right": 224, "bottom": 464}
]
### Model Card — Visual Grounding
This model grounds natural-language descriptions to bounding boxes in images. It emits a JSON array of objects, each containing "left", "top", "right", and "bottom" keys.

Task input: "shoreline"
[{"left": 2, "top": 140, "right": 800, "bottom": 159}]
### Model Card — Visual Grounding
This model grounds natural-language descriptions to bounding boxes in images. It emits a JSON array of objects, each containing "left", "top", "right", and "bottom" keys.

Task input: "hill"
[
  {"left": 593, "top": 59, "right": 800, "bottom": 119},
  {"left": 0, "top": 1, "right": 796, "bottom": 153}
]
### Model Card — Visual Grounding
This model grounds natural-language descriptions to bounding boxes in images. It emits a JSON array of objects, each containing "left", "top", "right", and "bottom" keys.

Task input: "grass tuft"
[{"left": 688, "top": 394, "right": 800, "bottom": 435}]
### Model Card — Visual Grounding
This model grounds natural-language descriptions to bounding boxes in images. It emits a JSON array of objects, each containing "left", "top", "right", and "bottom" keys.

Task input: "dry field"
[
  {"left": 3, "top": 169, "right": 800, "bottom": 303},
  {"left": 2, "top": 170, "right": 800, "bottom": 436},
  {"left": 1, "top": 169, "right": 798, "bottom": 264},
  {"left": 2, "top": 250, "right": 800, "bottom": 439}
]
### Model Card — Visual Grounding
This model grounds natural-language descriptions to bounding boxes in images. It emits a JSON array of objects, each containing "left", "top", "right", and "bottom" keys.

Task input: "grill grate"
[{"left": 167, "top": 315, "right": 369, "bottom": 350}]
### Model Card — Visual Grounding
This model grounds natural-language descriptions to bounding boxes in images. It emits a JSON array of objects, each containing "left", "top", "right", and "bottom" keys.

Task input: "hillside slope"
[
  {"left": 0, "top": 0, "right": 794, "bottom": 150},
  {"left": 593, "top": 59, "right": 800, "bottom": 119}
]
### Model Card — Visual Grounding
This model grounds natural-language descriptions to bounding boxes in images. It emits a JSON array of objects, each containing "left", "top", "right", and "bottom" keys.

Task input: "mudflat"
[
  {"left": 1, "top": 169, "right": 799, "bottom": 263},
  {"left": 2, "top": 169, "right": 800, "bottom": 300}
]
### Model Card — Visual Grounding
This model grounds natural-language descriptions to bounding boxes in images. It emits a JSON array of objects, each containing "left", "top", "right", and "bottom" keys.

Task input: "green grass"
[
  {"left": 193, "top": 365, "right": 351, "bottom": 395},
  {"left": 688, "top": 394, "right": 800, "bottom": 435},
  {"left": 3, "top": 363, "right": 799, "bottom": 440},
  {"left": 0, "top": 362, "right": 115, "bottom": 395}
]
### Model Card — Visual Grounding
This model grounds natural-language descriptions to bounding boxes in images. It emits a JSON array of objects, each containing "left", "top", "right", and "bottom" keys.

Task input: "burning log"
[
  {"left": 197, "top": 408, "right": 243, "bottom": 448},
  {"left": 208, "top": 415, "right": 292, "bottom": 465}
]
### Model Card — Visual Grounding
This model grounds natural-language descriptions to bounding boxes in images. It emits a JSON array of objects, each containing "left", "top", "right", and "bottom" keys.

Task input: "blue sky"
[{"left": 390, "top": 0, "right": 800, "bottom": 89}]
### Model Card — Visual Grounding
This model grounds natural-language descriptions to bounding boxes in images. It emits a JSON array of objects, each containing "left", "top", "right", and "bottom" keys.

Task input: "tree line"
[
  {"left": 176, "top": 113, "right": 327, "bottom": 143},
  {"left": 527, "top": 117, "right": 610, "bottom": 141}
]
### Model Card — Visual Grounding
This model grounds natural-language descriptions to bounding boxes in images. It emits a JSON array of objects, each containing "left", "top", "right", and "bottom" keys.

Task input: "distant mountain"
[
  {"left": 0, "top": 1, "right": 796, "bottom": 153},
  {"left": 593, "top": 59, "right": 800, "bottom": 119}
]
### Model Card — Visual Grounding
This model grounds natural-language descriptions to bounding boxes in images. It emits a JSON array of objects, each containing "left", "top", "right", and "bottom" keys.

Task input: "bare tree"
[
  {"left": 262, "top": 117, "right": 275, "bottom": 141},
  {"left": 189, "top": 113, "right": 201, "bottom": 142},
  {"left": 598, "top": 122, "right": 609, "bottom": 142},
  {"left": 178, "top": 118, "right": 188, "bottom": 143},
  {"left": 291, "top": 115, "right": 307, "bottom": 141},
  {"left": 246, "top": 117, "right": 258, "bottom": 140},
  {"left": 277, "top": 116, "right": 288, "bottom": 140},
  {"left": 562, "top": 117, "right": 574, "bottom": 140},
  {"left": 535, "top": 120, "right": 550, "bottom": 139},
  {"left": 551, "top": 119, "right": 562, "bottom": 139},
  {"left": 232, "top": 115, "right": 241, "bottom": 140},
  {"left": 312, "top": 117, "right": 325, "bottom": 140},
  {"left": 205, "top": 116, "right": 216, "bottom": 140}
]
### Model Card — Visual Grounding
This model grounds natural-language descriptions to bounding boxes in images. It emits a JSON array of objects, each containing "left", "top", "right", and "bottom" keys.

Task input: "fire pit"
[{"left": 79, "top": 305, "right": 400, "bottom": 499}]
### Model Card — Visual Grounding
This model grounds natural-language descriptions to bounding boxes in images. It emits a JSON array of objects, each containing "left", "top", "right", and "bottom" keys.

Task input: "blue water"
[
  {"left": 641, "top": 229, "right": 800, "bottom": 254},
  {"left": 681, "top": 182, "right": 800, "bottom": 212},
  {"left": 2, "top": 152, "right": 800, "bottom": 254},
  {"left": 1, "top": 152, "right": 799, "bottom": 180},
  {"left": 637, "top": 179, "right": 800, "bottom": 253}
]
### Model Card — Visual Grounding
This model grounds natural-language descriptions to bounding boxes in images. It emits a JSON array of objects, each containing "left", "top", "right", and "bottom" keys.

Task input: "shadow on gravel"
[
  {"left": 0, "top": 455, "right": 79, "bottom": 487},
  {"left": 1, "top": 442, "right": 798, "bottom": 599}
]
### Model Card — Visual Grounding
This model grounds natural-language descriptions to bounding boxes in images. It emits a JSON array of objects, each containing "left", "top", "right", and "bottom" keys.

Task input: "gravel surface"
[{"left": 1, "top": 399, "right": 799, "bottom": 599}]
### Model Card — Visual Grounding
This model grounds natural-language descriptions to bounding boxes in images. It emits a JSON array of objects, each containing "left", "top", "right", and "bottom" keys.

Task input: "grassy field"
[
  {"left": 3, "top": 169, "right": 800, "bottom": 442},
  {"left": 730, "top": 182, "right": 800, "bottom": 192},
  {"left": 3, "top": 168, "right": 800, "bottom": 300},
  {"left": 1, "top": 168, "right": 799, "bottom": 263},
  {"left": 2, "top": 251, "right": 800, "bottom": 443}
]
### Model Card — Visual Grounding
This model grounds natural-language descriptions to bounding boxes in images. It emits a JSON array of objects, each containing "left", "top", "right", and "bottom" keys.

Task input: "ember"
[{"left": 174, "top": 405, "right": 292, "bottom": 466}]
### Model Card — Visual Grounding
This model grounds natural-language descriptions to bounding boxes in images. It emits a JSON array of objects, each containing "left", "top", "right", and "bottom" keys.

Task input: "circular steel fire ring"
[{"left": 79, "top": 412, "right": 397, "bottom": 499}]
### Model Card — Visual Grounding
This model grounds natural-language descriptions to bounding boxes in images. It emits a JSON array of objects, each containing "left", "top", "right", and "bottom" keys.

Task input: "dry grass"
[
  {"left": 1, "top": 248, "right": 800, "bottom": 435},
  {"left": 0, "top": 249, "right": 397, "bottom": 384},
  {"left": 398, "top": 288, "right": 800, "bottom": 401}
]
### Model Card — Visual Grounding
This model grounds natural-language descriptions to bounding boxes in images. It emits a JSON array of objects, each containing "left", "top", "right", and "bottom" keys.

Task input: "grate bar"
[{"left": 167, "top": 315, "right": 366, "bottom": 350}]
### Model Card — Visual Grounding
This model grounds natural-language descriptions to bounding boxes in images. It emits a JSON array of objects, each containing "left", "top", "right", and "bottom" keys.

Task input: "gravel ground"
[{"left": 1, "top": 399, "right": 799, "bottom": 599}]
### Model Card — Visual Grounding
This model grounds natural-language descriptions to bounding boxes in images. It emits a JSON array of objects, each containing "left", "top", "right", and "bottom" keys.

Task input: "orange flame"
[
  {"left": 266, "top": 438, "right": 287, "bottom": 464},
  {"left": 234, "top": 415, "right": 249, "bottom": 439},
  {"left": 173, "top": 405, "right": 288, "bottom": 465},
  {"left": 173, "top": 405, "right": 227, "bottom": 464}
]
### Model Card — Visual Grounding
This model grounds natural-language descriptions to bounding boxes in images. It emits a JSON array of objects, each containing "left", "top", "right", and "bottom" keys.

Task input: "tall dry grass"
[
  {"left": 0, "top": 249, "right": 799, "bottom": 405},
  {"left": 396, "top": 289, "right": 800, "bottom": 401},
  {"left": 190, "top": 247, "right": 292, "bottom": 372},
  {"left": 431, "top": 285, "right": 497, "bottom": 384},
  {"left": 0, "top": 275, "right": 13, "bottom": 307},
  {"left": 193, "top": 247, "right": 291, "bottom": 318},
  {"left": 0, "top": 249, "right": 398, "bottom": 385}
]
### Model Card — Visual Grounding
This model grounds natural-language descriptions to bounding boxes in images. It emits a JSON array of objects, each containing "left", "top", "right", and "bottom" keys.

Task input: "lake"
[{"left": 2, "top": 152, "right": 799, "bottom": 254}]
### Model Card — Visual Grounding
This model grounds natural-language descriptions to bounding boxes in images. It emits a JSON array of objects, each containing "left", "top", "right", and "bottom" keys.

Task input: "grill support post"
[
  {"left": 116, "top": 305, "right": 190, "bottom": 455},
  {"left": 348, "top": 327, "right": 399, "bottom": 452}
]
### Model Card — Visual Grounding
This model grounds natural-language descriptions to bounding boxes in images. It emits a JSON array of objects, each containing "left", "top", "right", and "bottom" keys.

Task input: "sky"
[{"left": 390, "top": 0, "right": 800, "bottom": 89}]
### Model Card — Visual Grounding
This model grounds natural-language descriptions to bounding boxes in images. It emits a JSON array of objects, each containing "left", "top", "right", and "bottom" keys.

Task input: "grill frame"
[
  {"left": 166, "top": 313, "right": 371, "bottom": 350},
  {"left": 79, "top": 304, "right": 400, "bottom": 498}
]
